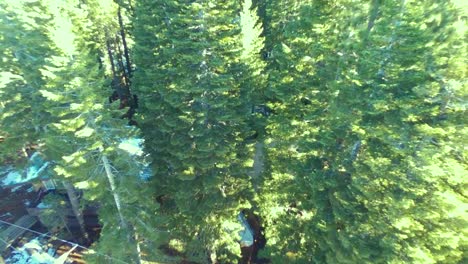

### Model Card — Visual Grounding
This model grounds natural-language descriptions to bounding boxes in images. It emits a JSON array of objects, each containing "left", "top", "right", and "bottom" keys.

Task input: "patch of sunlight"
[
  {"left": 244, "top": 158, "right": 254, "bottom": 167},
  {"left": 393, "top": 216, "right": 423, "bottom": 232},
  {"left": 168, "top": 239, "right": 186, "bottom": 253},
  {"left": 351, "top": 125, "right": 366, "bottom": 136},
  {"left": 223, "top": 219, "right": 241, "bottom": 231},
  {"left": 286, "top": 251, "right": 298, "bottom": 260},
  {"left": 452, "top": 0, "right": 468, "bottom": 34},
  {"left": 181, "top": 166, "right": 195, "bottom": 180},
  {"left": 69, "top": 103, "right": 83, "bottom": 110},
  {"left": 240, "top": 0, "right": 263, "bottom": 59},
  {"left": 95, "top": 0, "right": 119, "bottom": 21},
  {"left": 39, "top": 67, "right": 57, "bottom": 79},
  {"left": 91, "top": 103, "right": 103, "bottom": 110},
  {"left": 75, "top": 126, "right": 94, "bottom": 138},
  {"left": 75, "top": 181, "right": 90, "bottom": 189},
  {"left": 452, "top": 0, "right": 468, "bottom": 14},
  {"left": 408, "top": 246, "right": 435, "bottom": 264},
  {"left": 53, "top": 166, "right": 72, "bottom": 178},
  {"left": 399, "top": 198, "right": 415, "bottom": 210},
  {"left": 39, "top": 90, "right": 62, "bottom": 101},
  {"left": 43, "top": 0, "right": 76, "bottom": 56},
  {"left": 282, "top": 43, "right": 292, "bottom": 54},
  {"left": 437, "top": 191, "right": 467, "bottom": 218},
  {"left": 269, "top": 206, "right": 287, "bottom": 218},
  {"left": 0, "top": 72, "right": 23, "bottom": 89},
  {"left": 118, "top": 138, "right": 144, "bottom": 156},
  {"left": 62, "top": 152, "right": 86, "bottom": 165},
  {"left": 298, "top": 210, "right": 313, "bottom": 221},
  {"left": 394, "top": 217, "right": 411, "bottom": 229},
  {"left": 50, "top": 20, "right": 75, "bottom": 56},
  {"left": 447, "top": 161, "right": 466, "bottom": 185},
  {"left": 4, "top": 1, "right": 44, "bottom": 31}
]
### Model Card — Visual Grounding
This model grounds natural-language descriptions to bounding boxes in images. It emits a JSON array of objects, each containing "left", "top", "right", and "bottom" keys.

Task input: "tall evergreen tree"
[
  {"left": 40, "top": 1, "right": 154, "bottom": 262},
  {"left": 258, "top": 0, "right": 467, "bottom": 263},
  {"left": 0, "top": 1, "right": 60, "bottom": 163},
  {"left": 0, "top": 0, "right": 154, "bottom": 262},
  {"left": 348, "top": 1, "right": 468, "bottom": 262},
  {"left": 131, "top": 0, "right": 266, "bottom": 262},
  {"left": 240, "top": 0, "right": 268, "bottom": 193}
]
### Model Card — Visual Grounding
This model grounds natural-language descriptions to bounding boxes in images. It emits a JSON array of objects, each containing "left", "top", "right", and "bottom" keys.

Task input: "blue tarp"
[
  {"left": 238, "top": 212, "right": 254, "bottom": 247},
  {"left": 1, "top": 153, "right": 49, "bottom": 187}
]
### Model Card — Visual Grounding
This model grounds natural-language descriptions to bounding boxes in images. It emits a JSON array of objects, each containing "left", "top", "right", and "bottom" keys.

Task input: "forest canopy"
[{"left": 0, "top": 0, "right": 467, "bottom": 263}]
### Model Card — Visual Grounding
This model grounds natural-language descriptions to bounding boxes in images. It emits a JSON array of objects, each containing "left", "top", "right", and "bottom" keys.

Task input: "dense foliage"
[{"left": 0, "top": 0, "right": 466, "bottom": 263}]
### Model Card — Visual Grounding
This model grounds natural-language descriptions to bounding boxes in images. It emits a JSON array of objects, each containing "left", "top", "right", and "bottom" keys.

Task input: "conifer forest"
[{"left": 0, "top": 0, "right": 467, "bottom": 263}]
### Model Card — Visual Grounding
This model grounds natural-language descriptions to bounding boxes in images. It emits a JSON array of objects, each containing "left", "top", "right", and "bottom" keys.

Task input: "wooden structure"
[
  {"left": 0, "top": 215, "right": 38, "bottom": 252},
  {"left": 55, "top": 244, "right": 85, "bottom": 264}
]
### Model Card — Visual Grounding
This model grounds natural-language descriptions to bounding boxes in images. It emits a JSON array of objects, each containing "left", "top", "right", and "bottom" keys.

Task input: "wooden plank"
[
  {"left": 26, "top": 208, "right": 74, "bottom": 217},
  {"left": 0, "top": 215, "right": 37, "bottom": 251}
]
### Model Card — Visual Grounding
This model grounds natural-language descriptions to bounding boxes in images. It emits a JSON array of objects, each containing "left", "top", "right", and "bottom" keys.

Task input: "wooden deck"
[
  {"left": 0, "top": 215, "right": 38, "bottom": 252},
  {"left": 53, "top": 242, "right": 86, "bottom": 264}
]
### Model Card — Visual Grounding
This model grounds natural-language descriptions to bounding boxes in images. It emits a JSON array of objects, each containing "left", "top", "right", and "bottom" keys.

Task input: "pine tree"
[
  {"left": 240, "top": 0, "right": 268, "bottom": 191},
  {"left": 0, "top": 1, "right": 61, "bottom": 163},
  {"left": 256, "top": 0, "right": 346, "bottom": 262},
  {"left": 347, "top": 1, "right": 468, "bottom": 262},
  {"left": 258, "top": 0, "right": 467, "bottom": 263},
  {"left": 0, "top": 0, "right": 90, "bottom": 244},
  {"left": 132, "top": 0, "right": 262, "bottom": 262},
  {"left": 14, "top": 0, "right": 155, "bottom": 262}
]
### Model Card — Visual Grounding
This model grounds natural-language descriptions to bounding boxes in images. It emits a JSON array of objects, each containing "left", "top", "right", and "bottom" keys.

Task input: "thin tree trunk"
[
  {"left": 364, "top": 0, "right": 381, "bottom": 43},
  {"left": 118, "top": 6, "right": 132, "bottom": 79},
  {"left": 106, "top": 39, "right": 117, "bottom": 78},
  {"left": 107, "top": 36, "right": 126, "bottom": 103},
  {"left": 101, "top": 153, "right": 127, "bottom": 230},
  {"left": 101, "top": 150, "right": 142, "bottom": 264},
  {"left": 115, "top": 36, "right": 130, "bottom": 95},
  {"left": 251, "top": 141, "right": 264, "bottom": 192},
  {"left": 133, "top": 227, "right": 142, "bottom": 264},
  {"left": 63, "top": 181, "right": 88, "bottom": 240}
]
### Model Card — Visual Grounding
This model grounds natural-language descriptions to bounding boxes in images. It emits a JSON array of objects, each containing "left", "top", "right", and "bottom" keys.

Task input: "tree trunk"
[
  {"left": 101, "top": 153, "right": 127, "bottom": 230},
  {"left": 63, "top": 181, "right": 88, "bottom": 240},
  {"left": 101, "top": 151, "right": 142, "bottom": 264},
  {"left": 118, "top": 6, "right": 132, "bottom": 79},
  {"left": 114, "top": 36, "right": 131, "bottom": 97},
  {"left": 364, "top": 0, "right": 381, "bottom": 42},
  {"left": 105, "top": 39, "right": 117, "bottom": 78},
  {"left": 251, "top": 141, "right": 264, "bottom": 191},
  {"left": 133, "top": 227, "right": 142, "bottom": 264}
]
